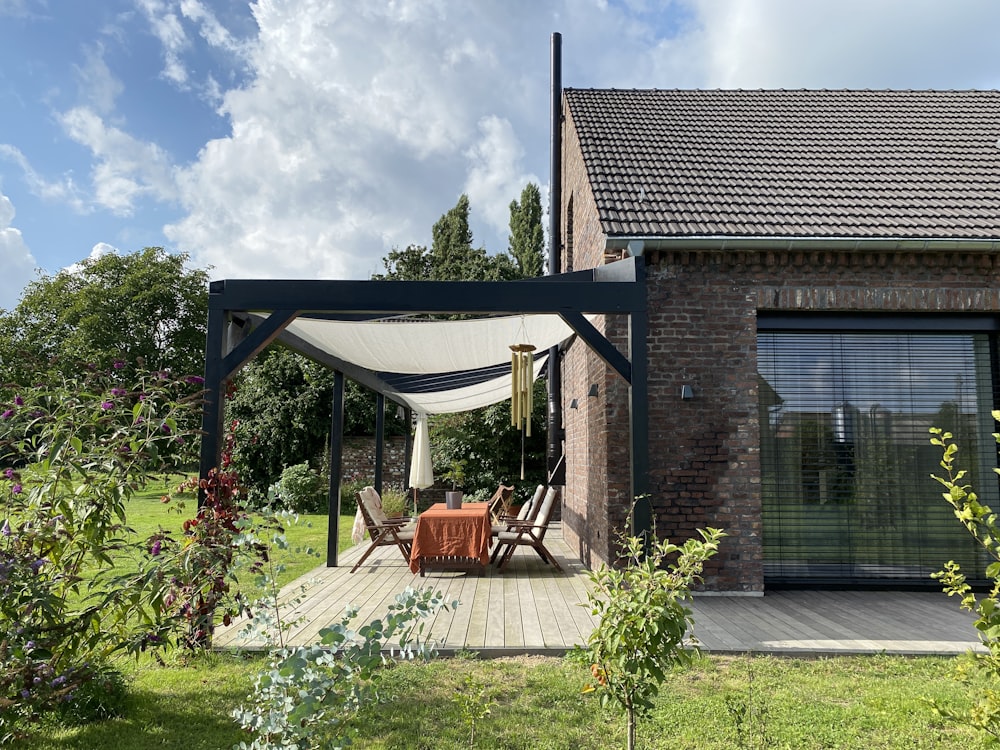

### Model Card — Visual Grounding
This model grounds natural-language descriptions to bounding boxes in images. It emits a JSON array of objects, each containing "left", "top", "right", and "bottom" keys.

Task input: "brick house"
[{"left": 559, "top": 89, "right": 1000, "bottom": 592}]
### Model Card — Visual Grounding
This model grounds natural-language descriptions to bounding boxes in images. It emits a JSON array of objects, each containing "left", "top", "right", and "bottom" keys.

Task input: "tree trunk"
[{"left": 627, "top": 705, "right": 636, "bottom": 750}]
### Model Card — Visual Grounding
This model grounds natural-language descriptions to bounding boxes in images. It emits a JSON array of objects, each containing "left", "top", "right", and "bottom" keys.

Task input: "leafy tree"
[
  {"left": 430, "top": 194, "right": 518, "bottom": 282},
  {"left": 227, "top": 348, "right": 404, "bottom": 504},
  {"left": 371, "top": 243, "right": 433, "bottom": 281},
  {"left": 0, "top": 247, "right": 208, "bottom": 384},
  {"left": 508, "top": 182, "right": 545, "bottom": 277}
]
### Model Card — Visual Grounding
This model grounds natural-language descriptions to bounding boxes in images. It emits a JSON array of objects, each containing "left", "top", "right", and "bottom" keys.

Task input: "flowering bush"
[{"left": 0, "top": 362, "right": 203, "bottom": 741}]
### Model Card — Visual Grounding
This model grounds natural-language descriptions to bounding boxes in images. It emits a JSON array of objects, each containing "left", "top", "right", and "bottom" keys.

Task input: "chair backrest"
[
  {"left": 517, "top": 484, "right": 546, "bottom": 522},
  {"left": 488, "top": 483, "right": 515, "bottom": 520},
  {"left": 530, "top": 487, "right": 558, "bottom": 536},
  {"left": 358, "top": 486, "right": 389, "bottom": 527}
]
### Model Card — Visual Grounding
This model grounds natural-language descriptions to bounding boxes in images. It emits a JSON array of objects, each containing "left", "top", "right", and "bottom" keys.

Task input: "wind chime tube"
[
  {"left": 511, "top": 351, "right": 520, "bottom": 427},
  {"left": 524, "top": 352, "right": 532, "bottom": 437}
]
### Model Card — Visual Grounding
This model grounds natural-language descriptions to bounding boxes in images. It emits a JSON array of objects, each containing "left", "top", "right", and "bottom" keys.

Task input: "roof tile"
[{"left": 565, "top": 89, "right": 1000, "bottom": 241}]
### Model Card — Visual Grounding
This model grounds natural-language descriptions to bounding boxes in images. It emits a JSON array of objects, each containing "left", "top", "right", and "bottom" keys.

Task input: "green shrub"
[
  {"left": 57, "top": 662, "right": 130, "bottom": 725},
  {"left": 278, "top": 463, "right": 325, "bottom": 514},
  {"left": 338, "top": 472, "right": 370, "bottom": 516}
]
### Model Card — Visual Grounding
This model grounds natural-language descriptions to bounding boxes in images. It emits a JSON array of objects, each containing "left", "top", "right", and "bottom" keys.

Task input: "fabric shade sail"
[{"left": 280, "top": 313, "right": 581, "bottom": 415}]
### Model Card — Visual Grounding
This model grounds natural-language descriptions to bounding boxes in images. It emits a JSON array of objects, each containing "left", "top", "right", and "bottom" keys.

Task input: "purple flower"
[
  {"left": 24, "top": 640, "right": 34, "bottom": 650},
  {"left": 185, "top": 375, "right": 205, "bottom": 385},
  {"left": 30, "top": 558, "right": 45, "bottom": 573},
  {"left": 11, "top": 484, "right": 21, "bottom": 495},
  {"left": 113, "top": 359, "right": 125, "bottom": 369},
  {"left": 101, "top": 401, "right": 114, "bottom": 410},
  {"left": 160, "top": 423, "right": 171, "bottom": 434},
  {"left": 20, "top": 689, "right": 29, "bottom": 699},
  {"left": 1, "top": 410, "right": 12, "bottom": 420},
  {"left": 1, "top": 519, "right": 10, "bottom": 536},
  {"left": 13, "top": 395, "right": 23, "bottom": 406},
  {"left": 150, "top": 539, "right": 161, "bottom": 556},
  {"left": 51, "top": 675, "right": 66, "bottom": 687},
  {"left": 110, "top": 388, "right": 126, "bottom": 397},
  {"left": 3, "top": 469, "right": 11, "bottom": 479}
]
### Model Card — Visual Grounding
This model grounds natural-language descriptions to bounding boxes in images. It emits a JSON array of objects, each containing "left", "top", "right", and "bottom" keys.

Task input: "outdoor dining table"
[{"left": 409, "top": 501, "right": 492, "bottom": 576}]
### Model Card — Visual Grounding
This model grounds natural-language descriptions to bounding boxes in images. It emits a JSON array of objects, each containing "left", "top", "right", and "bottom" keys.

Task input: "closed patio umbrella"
[{"left": 408, "top": 412, "right": 434, "bottom": 516}]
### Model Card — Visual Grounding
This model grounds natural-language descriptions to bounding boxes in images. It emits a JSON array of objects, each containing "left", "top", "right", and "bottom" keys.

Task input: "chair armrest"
[{"left": 503, "top": 519, "right": 536, "bottom": 530}]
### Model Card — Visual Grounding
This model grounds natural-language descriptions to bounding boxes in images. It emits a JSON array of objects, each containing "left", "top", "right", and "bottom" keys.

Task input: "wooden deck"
[{"left": 213, "top": 524, "right": 983, "bottom": 657}]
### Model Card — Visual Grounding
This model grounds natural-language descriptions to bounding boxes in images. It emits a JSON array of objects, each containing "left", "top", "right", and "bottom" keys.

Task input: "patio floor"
[{"left": 212, "top": 523, "right": 983, "bottom": 657}]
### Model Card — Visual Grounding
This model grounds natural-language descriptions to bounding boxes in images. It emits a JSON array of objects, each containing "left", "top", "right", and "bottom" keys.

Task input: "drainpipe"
[{"left": 546, "top": 31, "right": 564, "bottom": 484}]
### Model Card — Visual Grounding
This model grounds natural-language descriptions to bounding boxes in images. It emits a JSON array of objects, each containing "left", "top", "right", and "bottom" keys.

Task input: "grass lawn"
[
  {"left": 17, "top": 652, "right": 988, "bottom": 749},
  {"left": 123, "top": 475, "right": 353, "bottom": 594}
]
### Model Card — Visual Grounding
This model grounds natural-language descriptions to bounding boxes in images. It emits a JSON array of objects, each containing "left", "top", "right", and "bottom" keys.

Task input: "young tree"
[
  {"left": 577, "top": 520, "right": 725, "bottom": 750},
  {"left": 929, "top": 420, "right": 1000, "bottom": 743},
  {"left": 508, "top": 182, "right": 545, "bottom": 278},
  {"left": 0, "top": 247, "right": 208, "bottom": 383}
]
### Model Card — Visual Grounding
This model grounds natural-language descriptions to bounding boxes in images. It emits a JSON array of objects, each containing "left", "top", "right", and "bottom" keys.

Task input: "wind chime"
[{"left": 510, "top": 337, "right": 536, "bottom": 480}]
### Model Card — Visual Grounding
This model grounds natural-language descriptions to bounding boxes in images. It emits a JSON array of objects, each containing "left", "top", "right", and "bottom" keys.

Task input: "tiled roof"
[{"left": 564, "top": 89, "right": 1000, "bottom": 241}]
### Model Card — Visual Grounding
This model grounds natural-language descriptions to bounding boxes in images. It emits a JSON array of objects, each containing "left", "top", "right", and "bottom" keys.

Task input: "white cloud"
[
  {"left": 136, "top": 0, "right": 191, "bottom": 85},
  {"left": 73, "top": 44, "right": 124, "bottom": 115},
  {"left": 683, "top": 0, "right": 1000, "bottom": 89},
  {"left": 165, "top": 0, "right": 570, "bottom": 280},
  {"left": 464, "top": 116, "right": 540, "bottom": 238},
  {"left": 0, "top": 145, "right": 87, "bottom": 213},
  {"left": 58, "top": 107, "right": 176, "bottom": 215},
  {"left": 29, "top": 0, "right": 996, "bottom": 288},
  {"left": 0, "top": 191, "right": 38, "bottom": 313}
]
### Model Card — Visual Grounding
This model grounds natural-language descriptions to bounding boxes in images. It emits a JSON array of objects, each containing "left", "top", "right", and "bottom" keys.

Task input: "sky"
[{"left": 2, "top": 1, "right": 1000, "bottom": 313}]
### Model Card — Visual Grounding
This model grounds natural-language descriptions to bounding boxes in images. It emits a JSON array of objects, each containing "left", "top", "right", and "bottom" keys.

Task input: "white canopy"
[{"left": 282, "top": 314, "right": 582, "bottom": 414}]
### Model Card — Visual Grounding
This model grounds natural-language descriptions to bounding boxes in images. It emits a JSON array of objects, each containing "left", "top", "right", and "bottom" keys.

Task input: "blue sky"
[{"left": 2, "top": 0, "right": 1000, "bottom": 312}]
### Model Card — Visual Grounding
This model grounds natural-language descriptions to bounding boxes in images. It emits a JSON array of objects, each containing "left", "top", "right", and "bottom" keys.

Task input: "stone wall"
[{"left": 341, "top": 435, "right": 408, "bottom": 487}]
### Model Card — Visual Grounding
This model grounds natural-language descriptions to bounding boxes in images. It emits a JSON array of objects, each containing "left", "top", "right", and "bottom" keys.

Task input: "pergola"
[{"left": 198, "top": 255, "right": 649, "bottom": 566}]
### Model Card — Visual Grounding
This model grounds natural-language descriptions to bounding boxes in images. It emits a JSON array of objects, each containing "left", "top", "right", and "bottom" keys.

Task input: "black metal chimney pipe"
[{"left": 546, "top": 32, "right": 564, "bottom": 484}]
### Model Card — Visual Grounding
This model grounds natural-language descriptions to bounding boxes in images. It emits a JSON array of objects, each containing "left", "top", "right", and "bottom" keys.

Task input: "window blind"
[{"left": 758, "top": 331, "right": 995, "bottom": 586}]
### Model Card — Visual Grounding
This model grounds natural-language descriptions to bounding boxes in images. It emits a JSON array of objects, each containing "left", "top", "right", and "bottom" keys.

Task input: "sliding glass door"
[{"left": 758, "top": 330, "right": 995, "bottom": 586}]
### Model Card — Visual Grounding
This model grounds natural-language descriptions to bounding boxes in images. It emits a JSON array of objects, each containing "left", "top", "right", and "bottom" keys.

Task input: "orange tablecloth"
[{"left": 409, "top": 502, "right": 492, "bottom": 573}]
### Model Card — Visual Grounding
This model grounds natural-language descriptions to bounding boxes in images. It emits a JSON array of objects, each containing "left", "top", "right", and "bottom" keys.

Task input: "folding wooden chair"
[
  {"left": 350, "top": 486, "right": 417, "bottom": 573},
  {"left": 486, "top": 483, "right": 515, "bottom": 524},
  {"left": 492, "top": 486, "right": 562, "bottom": 572}
]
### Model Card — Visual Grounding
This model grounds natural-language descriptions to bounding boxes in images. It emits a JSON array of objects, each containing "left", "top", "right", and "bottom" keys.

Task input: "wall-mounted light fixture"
[
  {"left": 588, "top": 383, "right": 599, "bottom": 398},
  {"left": 569, "top": 398, "right": 579, "bottom": 409},
  {"left": 680, "top": 384, "right": 694, "bottom": 400}
]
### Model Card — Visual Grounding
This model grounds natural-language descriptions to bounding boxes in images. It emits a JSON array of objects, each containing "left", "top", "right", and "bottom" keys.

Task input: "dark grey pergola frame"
[{"left": 198, "top": 255, "right": 650, "bottom": 566}]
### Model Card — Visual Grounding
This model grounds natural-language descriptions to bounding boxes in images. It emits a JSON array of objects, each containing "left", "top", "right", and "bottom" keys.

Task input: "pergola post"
[
  {"left": 198, "top": 307, "right": 227, "bottom": 501},
  {"left": 327, "top": 370, "right": 345, "bottom": 566},
  {"left": 374, "top": 393, "right": 385, "bottom": 495}
]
